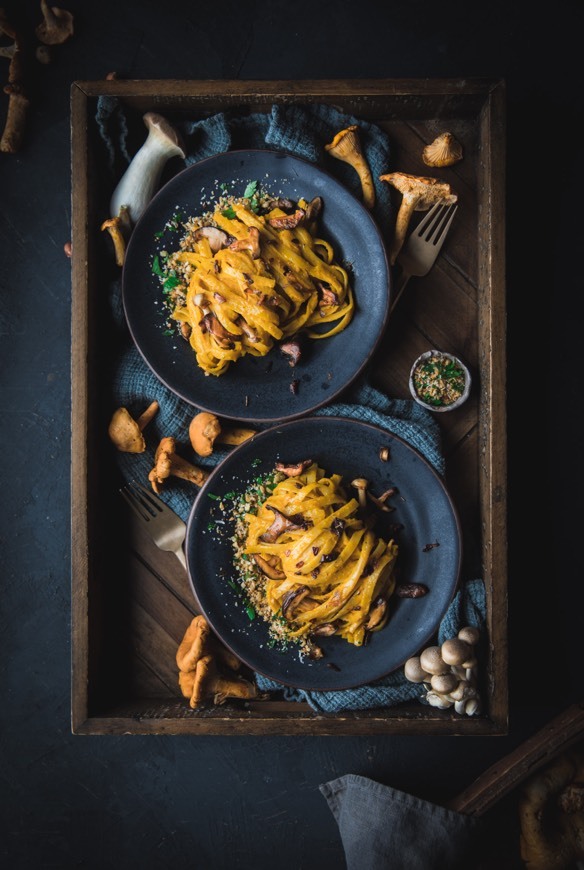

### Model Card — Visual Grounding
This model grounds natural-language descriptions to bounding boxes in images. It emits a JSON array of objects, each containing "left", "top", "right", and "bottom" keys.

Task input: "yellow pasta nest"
[
  {"left": 167, "top": 199, "right": 354, "bottom": 376},
  {"left": 242, "top": 463, "right": 398, "bottom": 648}
]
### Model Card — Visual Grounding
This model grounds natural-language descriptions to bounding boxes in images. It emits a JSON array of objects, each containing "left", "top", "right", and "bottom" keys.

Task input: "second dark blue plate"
[{"left": 185, "top": 417, "right": 462, "bottom": 691}]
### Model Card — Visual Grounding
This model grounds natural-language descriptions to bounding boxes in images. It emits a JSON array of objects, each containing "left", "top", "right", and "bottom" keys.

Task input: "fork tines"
[
  {"left": 120, "top": 479, "right": 163, "bottom": 522},
  {"left": 416, "top": 202, "right": 458, "bottom": 245}
]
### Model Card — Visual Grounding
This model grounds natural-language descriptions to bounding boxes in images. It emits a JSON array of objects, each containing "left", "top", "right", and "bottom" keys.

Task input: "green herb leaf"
[
  {"left": 245, "top": 605, "right": 256, "bottom": 620},
  {"left": 163, "top": 275, "right": 180, "bottom": 290},
  {"left": 243, "top": 180, "right": 258, "bottom": 199},
  {"left": 222, "top": 206, "right": 237, "bottom": 219},
  {"left": 152, "top": 255, "right": 164, "bottom": 276},
  {"left": 207, "top": 493, "right": 221, "bottom": 501}
]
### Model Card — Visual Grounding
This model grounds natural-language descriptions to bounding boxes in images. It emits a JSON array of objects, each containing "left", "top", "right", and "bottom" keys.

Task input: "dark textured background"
[{"left": 1, "top": 1, "right": 583, "bottom": 867}]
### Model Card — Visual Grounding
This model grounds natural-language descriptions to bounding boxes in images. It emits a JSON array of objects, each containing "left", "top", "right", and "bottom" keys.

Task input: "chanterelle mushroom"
[
  {"left": 422, "top": 132, "right": 463, "bottom": 168},
  {"left": 148, "top": 436, "right": 209, "bottom": 493},
  {"left": 108, "top": 401, "right": 159, "bottom": 453},
  {"left": 101, "top": 206, "right": 131, "bottom": 267},
  {"left": 35, "top": 0, "right": 74, "bottom": 45},
  {"left": 0, "top": 9, "right": 29, "bottom": 154},
  {"left": 188, "top": 412, "right": 256, "bottom": 457},
  {"left": 187, "top": 654, "right": 259, "bottom": 709},
  {"left": 325, "top": 125, "right": 375, "bottom": 209},
  {"left": 176, "top": 614, "right": 241, "bottom": 674},
  {"left": 379, "top": 171, "right": 458, "bottom": 265},
  {"left": 176, "top": 615, "right": 258, "bottom": 709}
]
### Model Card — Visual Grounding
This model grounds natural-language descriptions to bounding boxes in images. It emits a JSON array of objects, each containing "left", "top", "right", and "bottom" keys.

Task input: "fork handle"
[{"left": 389, "top": 272, "right": 411, "bottom": 315}]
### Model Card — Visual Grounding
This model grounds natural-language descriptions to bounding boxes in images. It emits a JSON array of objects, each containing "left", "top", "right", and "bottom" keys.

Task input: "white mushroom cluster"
[{"left": 403, "top": 626, "right": 482, "bottom": 715}]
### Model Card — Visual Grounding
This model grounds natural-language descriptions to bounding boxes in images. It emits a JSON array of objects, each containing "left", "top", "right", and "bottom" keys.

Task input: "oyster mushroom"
[
  {"left": 193, "top": 226, "right": 232, "bottom": 252},
  {"left": 279, "top": 335, "right": 304, "bottom": 367},
  {"left": 199, "top": 312, "right": 239, "bottom": 349},
  {"left": 281, "top": 585, "right": 311, "bottom": 619},
  {"left": 325, "top": 125, "right": 375, "bottom": 209},
  {"left": 422, "top": 132, "right": 463, "bottom": 168},
  {"left": 109, "top": 112, "right": 186, "bottom": 226},
  {"left": 259, "top": 506, "right": 310, "bottom": 543},
  {"left": 107, "top": 401, "right": 159, "bottom": 453},
  {"left": 188, "top": 412, "right": 256, "bottom": 457},
  {"left": 275, "top": 460, "right": 313, "bottom": 477},
  {"left": 365, "top": 596, "right": 388, "bottom": 631},
  {"left": 378, "top": 171, "right": 458, "bottom": 265},
  {"left": 252, "top": 554, "right": 285, "bottom": 581},
  {"left": 268, "top": 209, "right": 306, "bottom": 230},
  {"left": 303, "top": 196, "right": 323, "bottom": 223}
]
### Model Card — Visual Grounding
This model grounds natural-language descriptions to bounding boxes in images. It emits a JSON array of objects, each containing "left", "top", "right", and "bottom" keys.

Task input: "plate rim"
[
  {"left": 121, "top": 148, "right": 392, "bottom": 424},
  {"left": 184, "top": 415, "right": 463, "bottom": 691}
]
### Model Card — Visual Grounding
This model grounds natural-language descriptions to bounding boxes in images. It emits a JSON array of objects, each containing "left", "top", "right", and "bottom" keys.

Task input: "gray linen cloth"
[{"left": 320, "top": 774, "right": 485, "bottom": 870}]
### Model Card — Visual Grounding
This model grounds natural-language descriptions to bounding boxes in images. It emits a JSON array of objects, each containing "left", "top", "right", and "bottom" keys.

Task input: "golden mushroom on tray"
[
  {"left": 422, "top": 132, "right": 463, "bottom": 168},
  {"left": 176, "top": 615, "right": 259, "bottom": 709},
  {"left": 379, "top": 171, "right": 458, "bottom": 265}
]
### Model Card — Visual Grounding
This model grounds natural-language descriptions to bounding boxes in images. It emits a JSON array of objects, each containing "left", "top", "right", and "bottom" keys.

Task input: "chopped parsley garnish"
[
  {"left": 152, "top": 255, "right": 164, "bottom": 276},
  {"left": 221, "top": 206, "right": 237, "bottom": 219}
]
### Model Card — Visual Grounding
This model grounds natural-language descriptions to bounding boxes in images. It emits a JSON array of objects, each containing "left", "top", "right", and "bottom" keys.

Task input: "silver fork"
[
  {"left": 390, "top": 201, "right": 458, "bottom": 315},
  {"left": 120, "top": 479, "right": 187, "bottom": 569}
]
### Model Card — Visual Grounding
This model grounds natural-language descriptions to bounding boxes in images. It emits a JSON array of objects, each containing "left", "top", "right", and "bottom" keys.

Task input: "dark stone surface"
[{"left": 1, "top": 0, "right": 583, "bottom": 867}]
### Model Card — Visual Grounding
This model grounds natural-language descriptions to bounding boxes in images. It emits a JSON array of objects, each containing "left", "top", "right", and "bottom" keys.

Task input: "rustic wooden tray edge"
[{"left": 70, "top": 78, "right": 508, "bottom": 736}]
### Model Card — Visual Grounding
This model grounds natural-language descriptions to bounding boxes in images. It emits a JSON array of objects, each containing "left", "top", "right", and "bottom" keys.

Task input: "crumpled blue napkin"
[{"left": 98, "top": 98, "right": 487, "bottom": 713}]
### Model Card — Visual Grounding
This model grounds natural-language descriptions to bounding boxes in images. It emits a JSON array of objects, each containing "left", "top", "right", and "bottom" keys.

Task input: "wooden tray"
[{"left": 70, "top": 78, "right": 507, "bottom": 735}]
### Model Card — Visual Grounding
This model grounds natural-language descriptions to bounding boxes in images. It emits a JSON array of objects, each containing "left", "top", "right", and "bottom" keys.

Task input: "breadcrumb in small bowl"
[{"left": 409, "top": 350, "right": 471, "bottom": 413}]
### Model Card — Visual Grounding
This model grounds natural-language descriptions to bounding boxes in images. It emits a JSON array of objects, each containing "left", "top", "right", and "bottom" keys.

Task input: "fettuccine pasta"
[
  {"left": 159, "top": 192, "right": 354, "bottom": 376},
  {"left": 236, "top": 462, "right": 398, "bottom": 650}
]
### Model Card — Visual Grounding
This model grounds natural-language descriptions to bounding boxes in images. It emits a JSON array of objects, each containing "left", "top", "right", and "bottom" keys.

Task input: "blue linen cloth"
[{"left": 98, "top": 98, "right": 486, "bottom": 713}]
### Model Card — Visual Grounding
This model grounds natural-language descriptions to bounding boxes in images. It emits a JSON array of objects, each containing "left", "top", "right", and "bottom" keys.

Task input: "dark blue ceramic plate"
[
  {"left": 122, "top": 150, "right": 391, "bottom": 423},
  {"left": 185, "top": 417, "right": 462, "bottom": 691}
]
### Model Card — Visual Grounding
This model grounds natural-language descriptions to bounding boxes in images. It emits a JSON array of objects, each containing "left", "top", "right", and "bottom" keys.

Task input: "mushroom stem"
[
  {"left": 36, "top": 0, "right": 74, "bottom": 45},
  {"left": 189, "top": 412, "right": 256, "bottom": 457},
  {"left": 148, "top": 436, "right": 209, "bottom": 493},
  {"left": 101, "top": 206, "right": 131, "bottom": 266},
  {"left": 109, "top": 112, "right": 186, "bottom": 225},
  {"left": 0, "top": 11, "right": 29, "bottom": 154},
  {"left": 325, "top": 125, "right": 375, "bottom": 209},
  {"left": 350, "top": 478, "right": 369, "bottom": 510}
]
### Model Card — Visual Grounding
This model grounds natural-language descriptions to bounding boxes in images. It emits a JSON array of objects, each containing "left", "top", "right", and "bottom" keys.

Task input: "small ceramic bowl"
[{"left": 409, "top": 350, "right": 471, "bottom": 412}]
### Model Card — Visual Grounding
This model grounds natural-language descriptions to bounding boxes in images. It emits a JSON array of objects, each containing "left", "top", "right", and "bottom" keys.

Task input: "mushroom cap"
[
  {"left": 36, "top": 3, "right": 74, "bottom": 45},
  {"left": 422, "top": 132, "right": 463, "bottom": 168},
  {"left": 176, "top": 615, "right": 211, "bottom": 672},
  {"left": 325, "top": 125, "right": 364, "bottom": 160},
  {"left": 189, "top": 412, "right": 222, "bottom": 456},
  {"left": 143, "top": 111, "right": 186, "bottom": 159},
  {"left": 108, "top": 407, "right": 146, "bottom": 453},
  {"left": 430, "top": 672, "right": 458, "bottom": 694},
  {"left": 419, "top": 646, "right": 449, "bottom": 676},
  {"left": 148, "top": 436, "right": 176, "bottom": 491},
  {"left": 458, "top": 625, "right": 480, "bottom": 646},
  {"left": 404, "top": 656, "right": 431, "bottom": 683},
  {"left": 441, "top": 637, "right": 473, "bottom": 666}
]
